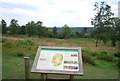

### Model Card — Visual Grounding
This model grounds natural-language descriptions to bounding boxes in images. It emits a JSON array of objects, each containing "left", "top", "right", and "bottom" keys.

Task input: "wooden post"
[
  {"left": 70, "top": 75, "right": 74, "bottom": 81},
  {"left": 46, "top": 74, "right": 47, "bottom": 79},
  {"left": 24, "top": 54, "right": 30, "bottom": 79},
  {"left": 41, "top": 73, "right": 47, "bottom": 81}
]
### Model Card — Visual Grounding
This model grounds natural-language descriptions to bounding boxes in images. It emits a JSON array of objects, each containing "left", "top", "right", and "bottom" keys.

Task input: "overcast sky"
[{"left": 0, "top": 0, "right": 119, "bottom": 27}]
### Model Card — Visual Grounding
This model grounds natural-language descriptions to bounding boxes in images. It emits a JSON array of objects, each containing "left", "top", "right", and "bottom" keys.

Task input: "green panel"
[{"left": 41, "top": 49, "right": 78, "bottom": 52}]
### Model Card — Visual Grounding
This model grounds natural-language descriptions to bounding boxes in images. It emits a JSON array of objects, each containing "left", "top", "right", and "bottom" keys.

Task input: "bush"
[
  {"left": 15, "top": 39, "right": 34, "bottom": 48},
  {"left": 3, "top": 42, "right": 13, "bottom": 48},
  {"left": 82, "top": 48, "right": 99, "bottom": 57},
  {"left": 82, "top": 48, "right": 96, "bottom": 65},
  {"left": 114, "top": 51, "right": 120, "bottom": 58},
  {"left": 31, "top": 53, "right": 36, "bottom": 60},
  {"left": 2, "top": 38, "right": 7, "bottom": 43},
  {"left": 82, "top": 54, "right": 96, "bottom": 66},
  {"left": 117, "top": 59, "right": 120, "bottom": 68},
  {"left": 98, "top": 50, "right": 114, "bottom": 62},
  {"left": 82, "top": 48, "right": 92, "bottom": 55},
  {"left": 25, "top": 39, "right": 34, "bottom": 45},
  {"left": 91, "top": 51, "right": 99, "bottom": 56},
  {"left": 17, "top": 52, "right": 24, "bottom": 57}
]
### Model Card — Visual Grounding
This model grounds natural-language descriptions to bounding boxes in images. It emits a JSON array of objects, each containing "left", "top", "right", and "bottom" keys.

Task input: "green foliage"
[
  {"left": 82, "top": 48, "right": 115, "bottom": 63},
  {"left": 82, "top": 48, "right": 96, "bottom": 66},
  {"left": 91, "top": 1, "right": 114, "bottom": 46},
  {"left": 2, "top": 38, "right": 7, "bottom": 43},
  {"left": 52, "top": 26, "right": 58, "bottom": 38},
  {"left": 117, "top": 59, "right": 120, "bottom": 68},
  {"left": 110, "top": 17, "right": 120, "bottom": 47},
  {"left": 25, "top": 21, "right": 49, "bottom": 37},
  {"left": 3, "top": 42, "right": 14, "bottom": 48},
  {"left": 25, "top": 39, "right": 34, "bottom": 45},
  {"left": 76, "top": 32, "right": 81, "bottom": 38},
  {"left": 25, "top": 21, "right": 36, "bottom": 37},
  {"left": 82, "top": 53, "right": 96, "bottom": 66},
  {"left": 17, "top": 52, "right": 24, "bottom": 57},
  {"left": 83, "top": 33, "right": 89, "bottom": 38},
  {"left": 59, "top": 24, "right": 71, "bottom": 39},
  {"left": 91, "top": 51, "right": 99, "bottom": 57},
  {"left": 98, "top": 50, "right": 114, "bottom": 62},
  {"left": 31, "top": 53, "right": 36, "bottom": 60},
  {"left": 70, "top": 31, "right": 77, "bottom": 38},
  {"left": 20, "top": 25, "right": 26, "bottom": 34},
  {"left": 82, "top": 48, "right": 93, "bottom": 55},
  {"left": 82, "top": 48, "right": 99, "bottom": 57},
  {"left": 15, "top": 39, "right": 34, "bottom": 48},
  {"left": 1, "top": 19, "right": 7, "bottom": 34},
  {"left": 9, "top": 19, "right": 19, "bottom": 35},
  {"left": 114, "top": 51, "right": 120, "bottom": 58},
  {"left": 36, "top": 21, "right": 46, "bottom": 37}
]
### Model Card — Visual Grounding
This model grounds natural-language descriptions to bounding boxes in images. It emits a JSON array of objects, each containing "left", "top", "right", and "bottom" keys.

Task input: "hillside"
[{"left": 48, "top": 27, "right": 94, "bottom": 32}]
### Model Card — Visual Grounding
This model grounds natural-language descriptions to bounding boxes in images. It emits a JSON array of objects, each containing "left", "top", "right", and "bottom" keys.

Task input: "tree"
[
  {"left": 36, "top": 21, "right": 43, "bottom": 37},
  {"left": 76, "top": 31, "right": 81, "bottom": 38},
  {"left": 9, "top": 19, "right": 19, "bottom": 36},
  {"left": 83, "top": 28, "right": 88, "bottom": 34},
  {"left": 20, "top": 25, "right": 26, "bottom": 34},
  {"left": 110, "top": 17, "right": 120, "bottom": 46},
  {"left": 80, "top": 28, "right": 88, "bottom": 38},
  {"left": 48, "top": 29, "right": 53, "bottom": 38},
  {"left": 42, "top": 26, "right": 49, "bottom": 37},
  {"left": 25, "top": 21, "right": 36, "bottom": 37},
  {"left": 60, "top": 24, "right": 71, "bottom": 39},
  {"left": 1, "top": 19, "right": 7, "bottom": 34},
  {"left": 36, "top": 21, "right": 49, "bottom": 37},
  {"left": 70, "top": 31, "right": 77, "bottom": 38},
  {"left": 91, "top": 1, "right": 114, "bottom": 46},
  {"left": 52, "top": 26, "right": 57, "bottom": 38}
]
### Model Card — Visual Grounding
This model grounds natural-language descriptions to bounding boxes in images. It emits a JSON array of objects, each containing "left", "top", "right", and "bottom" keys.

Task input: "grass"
[
  {"left": 2, "top": 36, "right": 119, "bottom": 79},
  {"left": 2, "top": 50, "right": 118, "bottom": 79}
]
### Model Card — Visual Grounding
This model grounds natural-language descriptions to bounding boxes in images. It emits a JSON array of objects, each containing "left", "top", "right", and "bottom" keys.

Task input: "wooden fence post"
[{"left": 24, "top": 54, "right": 30, "bottom": 79}]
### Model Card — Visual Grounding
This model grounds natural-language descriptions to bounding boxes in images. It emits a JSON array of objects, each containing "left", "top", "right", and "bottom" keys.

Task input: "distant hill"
[{"left": 48, "top": 27, "right": 94, "bottom": 32}]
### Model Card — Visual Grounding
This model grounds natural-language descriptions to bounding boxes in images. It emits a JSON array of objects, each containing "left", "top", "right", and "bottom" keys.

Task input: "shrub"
[
  {"left": 2, "top": 38, "right": 7, "bottom": 43},
  {"left": 82, "top": 54, "right": 96, "bottom": 66},
  {"left": 15, "top": 39, "right": 34, "bottom": 48},
  {"left": 114, "top": 51, "right": 120, "bottom": 58},
  {"left": 28, "top": 46, "right": 33, "bottom": 50},
  {"left": 17, "top": 52, "right": 24, "bottom": 57},
  {"left": 91, "top": 51, "right": 99, "bottom": 56},
  {"left": 98, "top": 50, "right": 114, "bottom": 62},
  {"left": 82, "top": 48, "right": 96, "bottom": 65},
  {"left": 117, "top": 59, "right": 120, "bottom": 68},
  {"left": 25, "top": 39, "right": 34, "bottom": 45},
  {"left": 31, "top": 53, "right": 36, "bottom": 60},
  {"left": 82, "top": 48, "right": 99, "bottom": 57},
  {"left": 3, "top": 42, "right": 13, "bottom": 48},
  {"left": 82, "top": 48, "right": 92, "bottom": 55}
]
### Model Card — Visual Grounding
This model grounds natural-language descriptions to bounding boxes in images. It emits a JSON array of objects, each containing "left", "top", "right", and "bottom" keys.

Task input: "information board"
[{"left": 31, "top": 46, "right": 83, "bottom": 75}]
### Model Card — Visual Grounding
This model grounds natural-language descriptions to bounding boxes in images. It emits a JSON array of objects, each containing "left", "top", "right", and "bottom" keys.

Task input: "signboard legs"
[
  {"left": 41, "top": 73, "right": 47, "bottom": 80},
  {"left": 70, "top": 75, "right": 74, "bottom": 81}
]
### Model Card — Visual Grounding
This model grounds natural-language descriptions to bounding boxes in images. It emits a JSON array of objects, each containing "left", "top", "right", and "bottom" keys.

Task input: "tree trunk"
[
  {"left": 103, "top": 39, "right": 107, "bottom": 44},
  {"left": 96, "top": 38, "right": 98, "bottom": 47}
]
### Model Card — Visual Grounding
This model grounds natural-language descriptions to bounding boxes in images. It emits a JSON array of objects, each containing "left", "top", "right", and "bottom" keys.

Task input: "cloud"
[{"left": 0, "top": 0, "right": 119, "bottom": 27}]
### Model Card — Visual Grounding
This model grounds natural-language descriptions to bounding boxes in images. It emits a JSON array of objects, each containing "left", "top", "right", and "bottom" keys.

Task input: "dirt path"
[{"left": 2, "top": 36, "right": 23, "bottom": 41}]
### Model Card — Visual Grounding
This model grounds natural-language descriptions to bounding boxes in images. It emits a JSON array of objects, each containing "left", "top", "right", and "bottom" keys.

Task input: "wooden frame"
[{"left": 31, "top": 46, "right": 83, "bottom": 75}]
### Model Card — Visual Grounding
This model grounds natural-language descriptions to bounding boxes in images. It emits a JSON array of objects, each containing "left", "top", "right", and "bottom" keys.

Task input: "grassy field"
[{"left": 2, "top": 36, "right": 119, "bottom": 79}]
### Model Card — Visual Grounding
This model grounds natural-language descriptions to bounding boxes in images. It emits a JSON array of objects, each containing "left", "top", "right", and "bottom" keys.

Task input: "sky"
[{"left": 0, "top": 0, "right": 119, "bottom": 27}]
